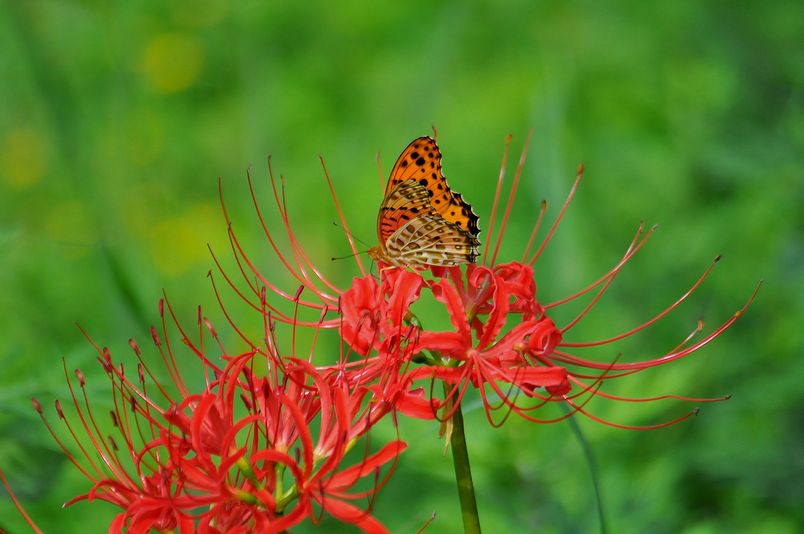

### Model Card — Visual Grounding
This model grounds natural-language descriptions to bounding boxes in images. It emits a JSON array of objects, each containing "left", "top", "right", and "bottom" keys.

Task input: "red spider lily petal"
[
  {"left": 512, "top": 366, "right": 570, "bottom": 396},
  {"left": 106, "top": 494, "right": 197, "bottom": 534},
  {"left": 381, "top": 269, "right": 424, "bottom": 329},
  {"left": 385, "top": 385, "right": 440, "bottom": 419},
  {"left": 339, "top": 270, "right": 424, "bottom": 356},
  {"left": 428, "top": 276, "right": 473, "bottom": 347},
  {"left": 163, "top": 393, "right": 228, "bottom": 458},
  {"left": 196, "top": 503, "right": 268, "bottom": 534},
  {"left": 304, "top": 441, "right": 406, "bottom": 533},
  {"left": 423, "top": 357, "right": 569, "bottom": 394},
  {"left": 340, "top": 276, "right": 383, "bottom": 355},
  {"left": 489, "top": 262, "right": 543, "bottom": 318},
  {"left": 312, "top": 497, "right": 390, "bottom": 534},
  {"left": 527, "top": 316, "right": 562, "bottom": 357},
  {"left": 472, "top": 268, "right": 511, "bottom": 350},
  {"left": 126, "top": 502, "right": 181, "bottom": 533},
  {"left": 415, "top": 329, "right": 466, "bottom": 356},
  {"left": 324, "top": 440, "right": 407, "bottom": 492}
]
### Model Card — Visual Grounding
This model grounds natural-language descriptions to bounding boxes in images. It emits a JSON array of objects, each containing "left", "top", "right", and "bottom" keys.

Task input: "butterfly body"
[{"left": 369, "top": 137, "right": 480, "bottom": 267}]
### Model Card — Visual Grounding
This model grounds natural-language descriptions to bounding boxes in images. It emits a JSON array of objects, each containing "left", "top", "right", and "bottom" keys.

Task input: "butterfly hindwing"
[{"left": 385, "top": 213, "right": 480, "bottom": 266}]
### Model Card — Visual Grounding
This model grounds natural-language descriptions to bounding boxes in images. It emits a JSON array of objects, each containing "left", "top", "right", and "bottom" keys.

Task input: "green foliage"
[{"left": 0, "top": 1, "right": 800, "bottom": 532}]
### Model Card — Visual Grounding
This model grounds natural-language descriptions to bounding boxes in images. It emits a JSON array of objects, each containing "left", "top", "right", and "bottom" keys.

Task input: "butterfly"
[{"left": 367, "top": 136, "right": 480, "bottom": 267}]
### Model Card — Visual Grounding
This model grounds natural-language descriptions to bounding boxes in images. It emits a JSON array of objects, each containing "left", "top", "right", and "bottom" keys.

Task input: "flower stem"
[{"left": 449, "top": 399, "right": 481, "bottom": 534}]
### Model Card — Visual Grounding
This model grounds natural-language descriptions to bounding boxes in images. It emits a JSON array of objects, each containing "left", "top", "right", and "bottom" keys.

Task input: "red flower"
[
  {"left": 215, "top": 135, "right": 758, "bottom": 429},
  {"left": 339, "top": 269, "right": 423, "bottom": 356},
  {"left": 8, "top": 298, "right": 405, "bottom": 533},
  {"left": 1, "top": 134, "right": 758, "bottom": 533},
  {"left": 339, "top": 275, "right": 384, "bottom": 355},
  {"left": 336, "top": 263, "right": 570, "bottom": 423}
]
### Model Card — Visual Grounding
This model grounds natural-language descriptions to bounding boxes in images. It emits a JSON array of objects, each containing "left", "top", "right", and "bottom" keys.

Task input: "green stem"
[
  {"left": 449, "top": 399, "right": 481, "bottom": 534},
  {"left": 562, "top": 405, "right": 608, "bottom": 534}
]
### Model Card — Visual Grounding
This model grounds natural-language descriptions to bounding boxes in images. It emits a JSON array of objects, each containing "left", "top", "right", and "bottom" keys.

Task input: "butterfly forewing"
[
  {"left": 386, "top": 137, "right": 481, "bottom": 237},
  {"left": 377, "top": 180, "right": 438, "bottom": 243}
]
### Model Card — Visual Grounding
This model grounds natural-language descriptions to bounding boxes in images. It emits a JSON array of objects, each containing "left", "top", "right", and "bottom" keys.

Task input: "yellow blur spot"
[
  {"left": 1, "top": 127, "right": 49, "bottom": 190},
  {"left": 141, "top": 33, "right": 204, "bottom": 93},
  {"left": 148, "top": 203, "right": 217, "bottom": 276}
]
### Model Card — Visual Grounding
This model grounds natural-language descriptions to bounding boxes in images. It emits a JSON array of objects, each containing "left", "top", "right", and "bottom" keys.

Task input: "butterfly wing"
[
  {"left": 386, "top": 136, "right": 480, "bottom": 240},
  {"left": 377, "top": 181, "right": 479, "bottom": 266},
  {"left": 376, "top": 179, "right": 437, "bottom": 244},
  {"left": 384, "top": 210, "right": 480, "bottom": 266},
  {"left": 374, "top": 136, "right": 481, "bottom": 267}
]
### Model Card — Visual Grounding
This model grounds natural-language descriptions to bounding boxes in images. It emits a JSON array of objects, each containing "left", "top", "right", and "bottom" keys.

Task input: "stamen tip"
[
  {"left": 692, "top": 407, "right": 701, "bottom": 416},
  {"left": 577, "top": 163, "right": 584, "bottom": 175},
  {"left": 293, "top": 285, "right": 305, "bottom": 301},
  {"left": 724, "top": 394, "right": 733, "bottom": 400},
  {"left": 713, "top": 254, "right": 722, "bottom": 263}
]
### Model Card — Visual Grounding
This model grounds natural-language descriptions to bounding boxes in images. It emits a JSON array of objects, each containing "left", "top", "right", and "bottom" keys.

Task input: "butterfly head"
[{"left": 367, "top": 246, "right": 383, "bottom": 262}]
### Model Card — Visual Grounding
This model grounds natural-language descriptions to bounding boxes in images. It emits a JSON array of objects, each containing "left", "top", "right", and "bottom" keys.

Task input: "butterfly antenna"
[
  {"left": 330, "top": 221, "right": 372, "bottom": 262},
  {"left": 431, "top": 124, "right": 438, "bottom": 140},
  {"left": 331, "top": 250, "right": 368, "bottom": 261},
  {"left": 332, "top": 220, "right": 371, "bottom": 248},
  {"left": 330, "top": 221, "right": 370, "bottom": 261}
]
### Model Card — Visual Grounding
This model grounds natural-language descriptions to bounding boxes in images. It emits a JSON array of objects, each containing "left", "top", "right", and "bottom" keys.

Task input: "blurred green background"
[{"left": 0, "top": 1, "right": 801, "bottom": 533}]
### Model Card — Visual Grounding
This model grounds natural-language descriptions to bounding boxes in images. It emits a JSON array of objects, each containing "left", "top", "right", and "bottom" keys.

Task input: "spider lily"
[
  {"left": 2, "top": 297, "right": 404, "bottom": 533},
  {"left": 1, "top": 133, "right": 758, "bottom": 533},
  {"left": 215, "top": 134, "right": 759, "bottom": 429}
]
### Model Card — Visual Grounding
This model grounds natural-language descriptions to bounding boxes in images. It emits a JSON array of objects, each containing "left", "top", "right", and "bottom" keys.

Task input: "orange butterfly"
[{"left": 368, "top": 136, "right": 480, "bottom": 267}]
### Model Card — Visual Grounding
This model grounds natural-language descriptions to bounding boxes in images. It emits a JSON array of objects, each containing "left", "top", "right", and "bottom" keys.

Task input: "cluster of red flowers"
[
  {"left": 1, "top": 136, "right": 756, "bottom": 532},
  {"left": 230, "top": 139, "right": 755, "bottom": 432},
  {"left": 10, "top": 296, "right": 404, "bottom": 533}
]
